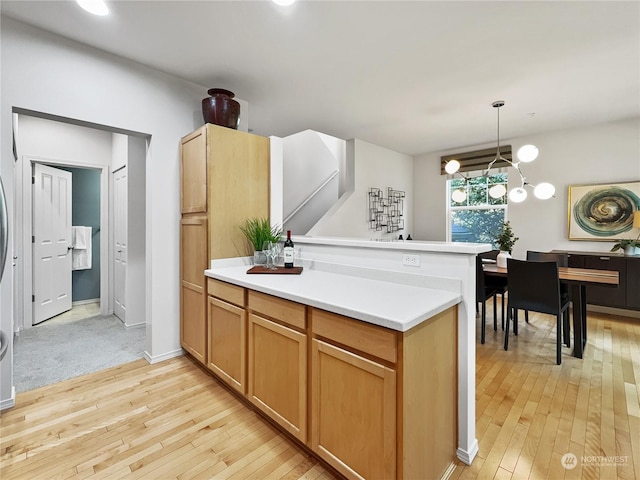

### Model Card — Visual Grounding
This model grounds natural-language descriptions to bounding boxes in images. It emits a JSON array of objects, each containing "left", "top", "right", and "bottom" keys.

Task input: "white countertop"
[{"left": 205, "top": 258, "right": 461, "bottom": 332}]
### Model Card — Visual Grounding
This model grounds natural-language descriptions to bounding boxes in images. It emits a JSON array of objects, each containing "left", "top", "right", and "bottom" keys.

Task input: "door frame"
[{"left": 17, "top": 155, "right": 109, "bottom": 329}]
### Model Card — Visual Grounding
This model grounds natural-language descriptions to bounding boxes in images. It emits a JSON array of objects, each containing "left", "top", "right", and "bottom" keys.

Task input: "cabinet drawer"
[
  {"left": 311, "top": 308, "right": 397, "bottom": 364},
  {"left": 207, "top": 278, "right": 245, "bottom": 307},
  {"left": 248, "top": 290, "right": 306, "bottom": 330},
  {"left": 584, "top": 256, "right": 626, "bottom": 308}
]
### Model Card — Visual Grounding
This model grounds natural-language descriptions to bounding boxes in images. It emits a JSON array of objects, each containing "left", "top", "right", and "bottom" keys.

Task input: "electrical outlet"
[{"left": 402, "top": 254, "right": 420, "bottom": 267}]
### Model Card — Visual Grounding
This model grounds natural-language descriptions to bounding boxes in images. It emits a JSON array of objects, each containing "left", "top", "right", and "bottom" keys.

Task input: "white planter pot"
[{"left": 496, "top": 251, "right": 511, "bottom": 268}]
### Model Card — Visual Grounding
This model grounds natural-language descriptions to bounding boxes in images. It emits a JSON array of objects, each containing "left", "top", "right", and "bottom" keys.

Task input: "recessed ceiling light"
[
  {"left": 77, "top": 0, "right": 109, "bottom": 16},
  {"left": 272, "top": 0, "right": 296, "bottom": 6}
]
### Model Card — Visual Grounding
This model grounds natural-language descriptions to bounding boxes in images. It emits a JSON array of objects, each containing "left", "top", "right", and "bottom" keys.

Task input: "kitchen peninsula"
[{"left": 201, "top": 237, "right": 490, "bottom": 479}]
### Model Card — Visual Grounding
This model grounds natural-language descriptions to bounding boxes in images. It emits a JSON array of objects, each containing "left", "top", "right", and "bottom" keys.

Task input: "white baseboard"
[
  {"left": 123, "top": 321, "right": 145, "bottom": 329},
  {"left": 0, "top": 386, "right": 16, "bottom": 411},
  {"left": 143, "top": 348, "right": 184, "bottom": 364},
  {"left": 456, "top": 439, "right": 479, "bottom": 465}
]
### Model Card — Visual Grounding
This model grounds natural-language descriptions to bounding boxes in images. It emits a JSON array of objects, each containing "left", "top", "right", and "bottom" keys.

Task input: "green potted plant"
[
  {"left": 239, "top": 217, "right": 282, "bottom": 263},
  {"left": 493, "top": 221, "right": 519, "bottom": 267},
  {"left": 610, "top": 238, "right": 640, "bottom": 256}
]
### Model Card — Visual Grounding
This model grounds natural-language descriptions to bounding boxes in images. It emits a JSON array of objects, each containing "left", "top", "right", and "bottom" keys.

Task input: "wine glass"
[
  {"left": 271, "top": 242, "right": 282, "bottom": 269},
  {"left": 262, "top": 241, "right": 273, "bottom": 270},
  {"left": 267, "top": 242, "right": 281, "bottom": 270}
]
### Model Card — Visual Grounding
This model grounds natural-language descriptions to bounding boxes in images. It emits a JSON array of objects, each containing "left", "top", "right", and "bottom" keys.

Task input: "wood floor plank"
[{"left": 1, "top": 304, "right": 638, "bottom": 479}]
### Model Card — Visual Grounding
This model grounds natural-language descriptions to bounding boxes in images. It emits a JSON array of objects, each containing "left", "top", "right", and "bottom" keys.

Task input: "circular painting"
[{"left": 573, "top": 186, "right": 640, "bottom": 237}]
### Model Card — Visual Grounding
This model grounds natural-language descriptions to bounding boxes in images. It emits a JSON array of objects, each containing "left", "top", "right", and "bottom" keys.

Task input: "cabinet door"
[
  {"left": 208, "top": 296, "right": 247, "bottom": 394},
  {"left": 248, "top": 313, "right": 307, "bottom": 441},
  {"left": 584, "top": 255, "right": 627, "bottom": 308},
  {"left": 311, "top": 339, "right": 396, "bottom": 480},
  {"left": 567, "top": 253, "right": 585, "bottom": 268},
  {"left": 181, "top": 126, "right": 207, "bottom": 214},
  {"left": 180, "top": 216, "right": 207, "bottom": 363},
  {"left": 627, "top": 257, "right": 640, "bottom": 310}
]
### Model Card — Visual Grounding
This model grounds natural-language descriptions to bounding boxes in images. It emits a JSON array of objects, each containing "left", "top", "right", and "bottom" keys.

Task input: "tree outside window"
[{"left": 448, "top": 173, "right": 507, "bottom": 246}]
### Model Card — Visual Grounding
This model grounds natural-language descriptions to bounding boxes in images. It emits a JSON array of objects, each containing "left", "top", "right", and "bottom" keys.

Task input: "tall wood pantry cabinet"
[{"left": 180, "top": 124, "right": 270, "bottom": 364}]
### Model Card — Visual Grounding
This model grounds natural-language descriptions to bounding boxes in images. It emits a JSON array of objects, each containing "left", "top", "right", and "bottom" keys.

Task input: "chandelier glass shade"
[
  {"left": 488, "top": 184, "right": 507, "bottom": 199},
  {"left": 76, "top": 0, "right": 109, "bottom": 15},
  {"left": 446, "top": 101, "right": 555, "bottom": 204},
  {"left": 445, "top": 159, "right": 461, "bottom": 175},
  {"left": 451, "top": 189, "right": 468, "bottom": 203}
]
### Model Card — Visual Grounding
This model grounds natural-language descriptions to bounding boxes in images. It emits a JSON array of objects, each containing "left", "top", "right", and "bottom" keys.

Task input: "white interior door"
[
  {"left": 33, "top": 163, "right": 72, "bottom": 325},
  {"left": 113, "top": 166, "right": 127, "bottom": 322}
]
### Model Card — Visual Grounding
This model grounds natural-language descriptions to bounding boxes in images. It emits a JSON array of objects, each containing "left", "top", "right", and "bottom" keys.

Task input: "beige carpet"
[{"left": 13, "top": 311, "right": 145, "bottom": 393}]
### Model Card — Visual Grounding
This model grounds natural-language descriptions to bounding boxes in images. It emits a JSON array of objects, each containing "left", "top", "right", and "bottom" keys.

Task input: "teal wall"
[{"left": 60, "top": 167, "right": 100, "bottom": 302}]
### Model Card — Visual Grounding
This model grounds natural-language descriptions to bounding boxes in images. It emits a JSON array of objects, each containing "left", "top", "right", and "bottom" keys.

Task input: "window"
[{"left": 448, "top": 173, "right": 507, "bottom": 246}]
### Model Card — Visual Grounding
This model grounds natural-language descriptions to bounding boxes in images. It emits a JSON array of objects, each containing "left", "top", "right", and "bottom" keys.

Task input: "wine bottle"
[{"left": 283, "top": 230, "right": 294, "bottom": 268}]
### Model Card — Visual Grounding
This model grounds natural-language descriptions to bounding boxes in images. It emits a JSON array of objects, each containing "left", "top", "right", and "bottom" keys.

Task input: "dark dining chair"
[
  {"left": 480, "top": 249, "right": 508, "bottom": 329},
  {"left": 476, "top": 254, "right": 502, "bottom": 344},
  {"left": 504, "top": 258, "right": 571, "bottom": 365},
  {"left": 525, "top": 250, "right": 570, "bottom": 343}
]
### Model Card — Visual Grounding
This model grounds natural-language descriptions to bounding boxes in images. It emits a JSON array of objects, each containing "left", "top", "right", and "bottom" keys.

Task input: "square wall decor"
[{"left": 568, "top": 181, "right": 640, "bottom": 240}]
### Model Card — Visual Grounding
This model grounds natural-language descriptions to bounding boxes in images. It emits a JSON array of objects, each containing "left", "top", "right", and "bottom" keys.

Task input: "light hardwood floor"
[
  {"left": 1, "top": 304, "right": 638, "bottom": 480},
  {"left": 452, "top": 305, "right": 640, "bottom": 480}
]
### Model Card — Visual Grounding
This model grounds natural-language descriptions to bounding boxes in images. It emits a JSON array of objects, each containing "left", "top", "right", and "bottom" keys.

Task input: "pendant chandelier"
[{"left": 446, "top": 101, "right": 555, "bottom": 203}]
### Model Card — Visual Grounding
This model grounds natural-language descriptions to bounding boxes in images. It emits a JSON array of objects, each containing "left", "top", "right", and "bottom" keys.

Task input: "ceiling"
[{"left": 2, "top": 1, "right": 639, "bottom": 156}]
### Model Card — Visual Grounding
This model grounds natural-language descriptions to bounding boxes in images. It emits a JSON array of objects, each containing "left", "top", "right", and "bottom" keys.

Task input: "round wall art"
[{"left": 569, "top": 182, "right": 640, "bottom": 240}]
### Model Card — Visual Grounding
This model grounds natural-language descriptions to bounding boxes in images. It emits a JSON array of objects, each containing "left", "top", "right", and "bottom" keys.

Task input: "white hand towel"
[{"left": 72, "top": 226, "right": 92, "bottom": 270}]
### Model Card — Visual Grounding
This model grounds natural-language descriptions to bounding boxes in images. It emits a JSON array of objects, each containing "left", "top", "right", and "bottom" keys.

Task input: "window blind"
[{"left": 441, "top": 146, "right": 512, "bottom": 175}]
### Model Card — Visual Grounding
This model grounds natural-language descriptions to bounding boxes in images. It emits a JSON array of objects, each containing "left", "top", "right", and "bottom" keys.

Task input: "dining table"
[{"left": 483, "top": 263, "right": 619, "bottom": 358}]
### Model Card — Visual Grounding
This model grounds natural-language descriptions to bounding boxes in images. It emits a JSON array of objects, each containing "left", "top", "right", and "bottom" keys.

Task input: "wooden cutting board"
[{"left": 246, "top": 266, "right": 303, "bottom": 275}]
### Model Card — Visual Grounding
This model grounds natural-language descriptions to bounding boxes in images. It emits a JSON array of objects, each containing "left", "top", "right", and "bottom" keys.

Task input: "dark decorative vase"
[{"left": 201, "top": 88, "right": 240, "bottom": 129}]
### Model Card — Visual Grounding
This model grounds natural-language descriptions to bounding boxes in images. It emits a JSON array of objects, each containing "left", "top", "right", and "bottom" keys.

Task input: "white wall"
[
  {"left": 283, "top": 130, "right": 345, "bottom": 235},
  {"left": 414, "top": 118, "right": 640, "bottom": 258},
  {"left": 17, "top": 115, "right": 113, "bottom": 164},
  {"left": 309, "top": 139, "right": 414, "bottom": 240},
  {"left": 0, "top": 16, "right": 207, "bottom": 407}
]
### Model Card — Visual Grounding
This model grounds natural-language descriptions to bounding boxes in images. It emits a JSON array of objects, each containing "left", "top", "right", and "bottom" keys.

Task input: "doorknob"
[{"left": 67, "top": 245, "right": 73, "bottom": 251}]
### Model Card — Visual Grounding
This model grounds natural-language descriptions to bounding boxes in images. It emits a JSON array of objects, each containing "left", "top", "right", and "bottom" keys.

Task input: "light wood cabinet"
[
  {"left": 248, "top": 313, "right": 307, "bottom": 441},
  {"left": 247, "top": 290, "right": 307, "bottom": 441},
  {"left": 180, "top": 124, "right": 269, "bottom": 365},
  {"left": 206, "top": 125, "right": 270, "bottom": 260},
  {"left": 207, "top": 295, "right": 247, "bottom": 394},
  {"left": 180, "top": 128, "right": 207, "bottom": 214},
  {"left": 311, "top": 338, "right": 396, "bottom": 479},
  {"left": 180, "top": 216, "right": 208, "bottom": 363},
  {"left": 201, "top": 279, "right": 458, "bottom": 480},
  {"left": 310, "top": 307, "right": 457, "bottom": 480}
]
